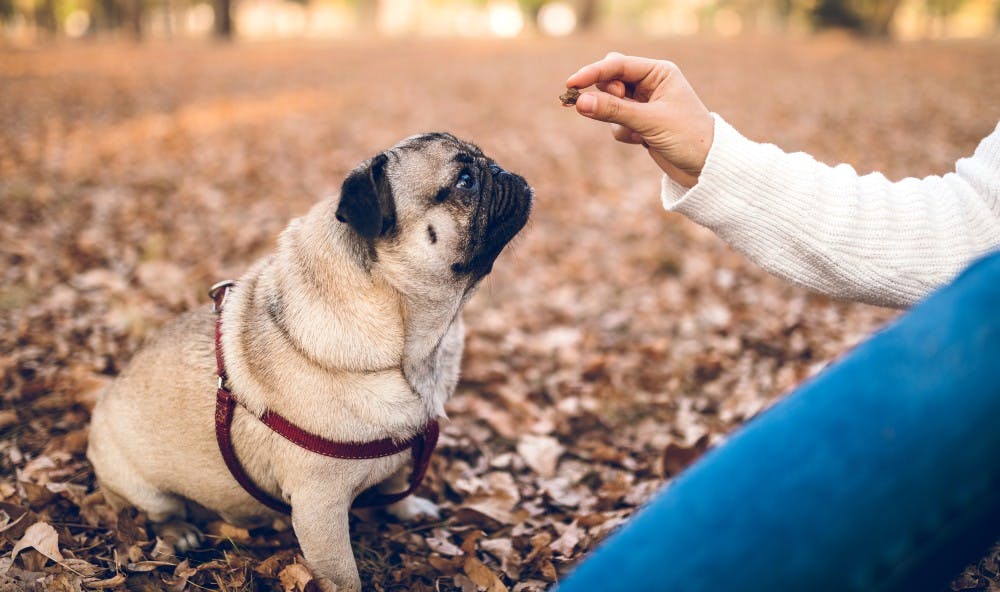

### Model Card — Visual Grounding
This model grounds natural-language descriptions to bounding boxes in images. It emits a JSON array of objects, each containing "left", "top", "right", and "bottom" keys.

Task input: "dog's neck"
[
  {"left": 280, "top": 201, "right": 462, "bottom": 418},
  {"left": 397, "top": 296, "right": 465, "bottom": 419},
  {"left": 269, "top": 210, "right": 406, "bottom": 373}
]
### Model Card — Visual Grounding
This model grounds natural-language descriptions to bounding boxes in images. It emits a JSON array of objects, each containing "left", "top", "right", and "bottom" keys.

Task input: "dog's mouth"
[{"left": 451, "top": 164, "right": 532, "bottom": 282}]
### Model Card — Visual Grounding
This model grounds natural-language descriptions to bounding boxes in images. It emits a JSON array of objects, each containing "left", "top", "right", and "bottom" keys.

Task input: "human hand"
[{"left": 566, "top": 52, "right": 715, "bottom": 188}]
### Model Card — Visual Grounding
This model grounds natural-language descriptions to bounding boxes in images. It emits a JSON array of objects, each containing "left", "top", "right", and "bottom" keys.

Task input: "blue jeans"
[{"left": 558, "top": 251, "right": 1000, "bottom": 592}]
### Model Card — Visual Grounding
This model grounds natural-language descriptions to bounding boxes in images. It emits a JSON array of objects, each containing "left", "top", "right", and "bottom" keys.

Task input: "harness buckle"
[{"left": 209, "top": 280, "right": 236, "bottom": 313}]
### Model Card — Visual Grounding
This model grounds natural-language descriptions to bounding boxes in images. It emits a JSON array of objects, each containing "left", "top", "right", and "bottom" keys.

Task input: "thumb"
[{"left": 576, "top": 91, "right": 655, "bottom": 134}]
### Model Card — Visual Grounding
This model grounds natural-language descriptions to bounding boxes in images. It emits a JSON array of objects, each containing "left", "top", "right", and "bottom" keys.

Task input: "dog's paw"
[
  {"left": 153, "top": 520, "right": 203, "bottom": 553},
  {"left": 314, "top": 577, "right": 356, "bottom": 592},
  {"left": 386, "top": 495, "right": 440, "bottom": 521}
]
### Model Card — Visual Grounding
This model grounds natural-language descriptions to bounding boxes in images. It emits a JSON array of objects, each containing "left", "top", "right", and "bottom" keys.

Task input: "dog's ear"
[{"left": 335, "top": 153, "right": 395, "bottom": 240}]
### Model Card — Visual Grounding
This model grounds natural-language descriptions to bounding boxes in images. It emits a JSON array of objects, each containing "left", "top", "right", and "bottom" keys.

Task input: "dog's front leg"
[{"left": 291, "top": 491, "right": 360, "bottom": 592}]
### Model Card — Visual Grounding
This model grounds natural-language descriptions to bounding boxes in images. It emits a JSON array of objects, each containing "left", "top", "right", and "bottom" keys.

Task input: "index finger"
[{"left": 565, "top": 54, "right": 663, "bottom": 90}]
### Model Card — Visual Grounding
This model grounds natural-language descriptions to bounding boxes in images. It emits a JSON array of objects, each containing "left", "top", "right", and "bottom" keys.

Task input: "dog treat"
[{"left": 559, "top": 87, "right": 581, "bottom": 106}]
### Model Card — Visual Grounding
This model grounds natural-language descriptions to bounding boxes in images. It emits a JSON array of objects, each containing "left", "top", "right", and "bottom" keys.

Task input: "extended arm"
[{"left": 663, "top": 117, "right": 1000, "bottom": 308}]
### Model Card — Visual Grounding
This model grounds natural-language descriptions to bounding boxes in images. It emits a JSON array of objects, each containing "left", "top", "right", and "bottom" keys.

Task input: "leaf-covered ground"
[{"left": 2, "top": 35, "right": 999, "bottom": 591}]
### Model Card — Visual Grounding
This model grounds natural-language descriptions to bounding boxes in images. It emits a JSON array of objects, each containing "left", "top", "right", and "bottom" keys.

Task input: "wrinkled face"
[{"left": 335, "top": 133, "right": 532, "bottom": 297}]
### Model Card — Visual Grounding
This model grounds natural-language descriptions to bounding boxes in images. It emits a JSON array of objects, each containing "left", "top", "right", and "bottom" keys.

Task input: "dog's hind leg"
[
  {"left": 378, "top": 465, "right": 440, "bottom": 521},
  {"left": 91, "top": 438, "right": 203, "bottom": 552}
]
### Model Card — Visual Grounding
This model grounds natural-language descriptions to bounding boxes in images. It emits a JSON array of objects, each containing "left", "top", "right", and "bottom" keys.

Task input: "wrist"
[{"left": 688, "top": 112, "right": 715, "bottom": 178}]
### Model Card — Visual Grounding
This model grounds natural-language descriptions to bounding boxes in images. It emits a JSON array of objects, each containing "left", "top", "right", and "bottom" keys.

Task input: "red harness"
[{"left": 210, "top": 280, "right": 440, "bottom": 514}]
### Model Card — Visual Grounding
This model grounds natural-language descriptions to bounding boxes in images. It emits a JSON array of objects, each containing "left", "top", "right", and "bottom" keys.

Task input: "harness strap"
[{"left": 209, "top": 280, "right": 439, "bottom": 514}]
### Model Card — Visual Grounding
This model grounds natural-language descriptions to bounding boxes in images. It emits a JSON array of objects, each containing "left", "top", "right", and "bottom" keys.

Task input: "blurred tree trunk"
[
  {"left": 213, "top": 0, "right": 234, "bottom": 38},
  {"left": 924, "top": 0, "right": 969, "bottom": 38},
  {"left": 812, "top": 0, "right": 904, "bottom": 37},
  {"left": 576, "top": 0, "right": 599, "bottom": 30},
  {"left": 774, "top": 0, "right": 794, "bottom": 30},
  {"left": 0, "top": 0, "right": 14, "bottom": 24},
  {"left": 356, "top": 0, "right": 379, "bottom": 31},
  {"left": 866, "top": 0, "right": 903, "bottom": 36},
  {"left": 161, "top": 0, "right": 173, "bottom": 37},
  {"left": 97, "top": 0, "right": 122, "bottom": 32},
  {"left": 34, "top": 0, "right": 59, "bottom": 36},
  {"left": 126, "top": 0, "right": 144, "bottom": 39}
]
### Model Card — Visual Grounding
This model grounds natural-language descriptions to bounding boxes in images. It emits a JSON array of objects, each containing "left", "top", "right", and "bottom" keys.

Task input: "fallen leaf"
[
  {"left": 125, "top": 560, "right": 175, "bottom": 572},
  {"left": 538, "top": 559, "right": 557, "bottom": 581},
  {"left": 254, "top": 549, "right": 297, "bottom": 578},
  {"left": 149, "top": 537, "right": 177, "bottom": 561},
  {"left": 549, "top": 521, "right": 583, "bottom": 557},
  {"left": 166, "top": 559, "right": 197, "bottom": 592},
  {"left": 278, "top": 562, "right": 313, "bottom": 592},
  {"left": 456, "top": 472, "right": 523, "bottom": 527},
  {"left": 661, "top": 434, "right": 710, "bottom": 477},
  {"left": 59, "top": 558, "right": 103, "bottom": 577},
  {"left": 84, "top": 573, "right": 126, "bottom": 589},
  {"left": 452, "top": 573, "right": 479, "bottom": 592},
  {"left": 0, "top": 411, "right": 17, "bottom": 431},
  {"left": 11, "top": 521, "right": 64, "bottom": 564},
  {"left": 426, "top": 530, "right": 464, "bottom": 556},
  {"left": 517, "top": 435, "right": 564, "bottom": 478},
  {"left": 463, "top": 556, "right": 508, "bottom": 592},
  {"left": 205, "top": 520, "right": 251, "bottom": 543},
  {"left": 480, "top": 537, "right": 521, "bottom": 579},
  {"left": 0, "top": 503, "right": 29, "bottom": 534},
  {"left": 511, "top": 580, "right": 550, "bottom": 592}
]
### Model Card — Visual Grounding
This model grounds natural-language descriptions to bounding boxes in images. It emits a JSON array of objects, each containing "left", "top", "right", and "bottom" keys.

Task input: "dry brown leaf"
[
  {"left": 60, "top": 558, "right": 103, "bottom": 578},
  {"left": 205, "top": 520, "right": 251, "bottom": 543},
  {"left": 511, "top": 581, "right": 550, "bottom": 592},
  {"left": 428, "top": 554, "right": 463, "bottom": 573},
  {"left": 0, "top": 503, "right": 29, "bottom": 534},
  {"left": 278, "top": 562, "right": 314, "bottom": 592},
  {"left": 254, "top": 550, "right": 297, "bottom": 578},
  {"left": 149, "top": 537, "right": 176, "bottom": 561},
  {"left": 661, "top": 434, "right": 710, "bottom": 478},
  {"left": 538, "top": 559, "right": 557, "bottom": 582},
  {"left": 166, "top": 559, "right": 197, "bottom": 592},
  {"left": 0, "top": 482, "right": 16, "bottom": 498},
  {"left": 463, "top": 556, "right": 508, "bottom": 592},
  {"left": 524, "top": 531, "right": 553, "bottom": 565},
  {"left": 84, "top": 573, "right": 126, "bottom": 589},
  {"left": 11, "top": 521, "right": 64, "bottom": 564},
  {"left": 0, "top": 411, "right": 17, "bottom": 431},
  {"left": 516, "top": 435, "right": 564, "bottom": 478},
  {"left": 452, "top": 573, "right": 480, "bottom": 592},
  {"left": 549, "top": 521, "right": 584, "bottom": 557},
  {"left": 456, "top": 471, "right": 523, "bottom": 527},
  {"left": 460, "top": 530, "right": 487, "bottom": 555},
  {"left": 480, "top": 538, "right": 521, "bottom": 579},
  {"left": 125, "top": 560, "right": 175, "bottom": 573},
  {"left": 426, "top": 530, "right": 464, "bottom": 557}
]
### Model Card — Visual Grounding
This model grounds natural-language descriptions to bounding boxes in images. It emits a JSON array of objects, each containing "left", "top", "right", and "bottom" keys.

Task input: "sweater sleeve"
[{"left": 662, "top": 114, "right": 1000, "bottom": 309}]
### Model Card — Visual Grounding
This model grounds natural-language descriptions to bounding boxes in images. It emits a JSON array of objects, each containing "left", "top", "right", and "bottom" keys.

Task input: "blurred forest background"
[
  {"left": 2, "top": 0, "right": 1000, "bottom": 42},
  {"left": 3, "top": 0, "right": 1000, "bottom": 588}
]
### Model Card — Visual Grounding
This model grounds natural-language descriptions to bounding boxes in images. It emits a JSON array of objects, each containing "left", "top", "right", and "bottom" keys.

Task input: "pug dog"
[{"left": 86, "top": 132, "right": 532, "bottom": 591}]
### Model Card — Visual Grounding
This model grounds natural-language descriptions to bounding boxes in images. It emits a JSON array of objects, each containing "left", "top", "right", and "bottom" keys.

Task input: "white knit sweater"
[{"left": 661, "top": 115, "right": 1000, "bottom": 309}]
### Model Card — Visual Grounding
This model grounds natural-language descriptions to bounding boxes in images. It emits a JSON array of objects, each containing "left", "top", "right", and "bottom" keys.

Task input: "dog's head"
[{"left": 335, "top": 133, "right": 532, "bottom": 296}]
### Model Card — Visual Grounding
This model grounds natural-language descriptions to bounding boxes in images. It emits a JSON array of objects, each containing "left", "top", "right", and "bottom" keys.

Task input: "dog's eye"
[{"left": 455, "top": 170, "right": 477, "bottom": 191}]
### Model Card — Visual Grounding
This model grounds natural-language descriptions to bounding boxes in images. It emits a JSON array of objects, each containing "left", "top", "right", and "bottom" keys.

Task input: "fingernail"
[{"left": 577, "top": 93, "right": 596, "bottom": 115}]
